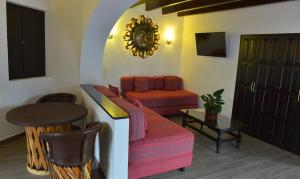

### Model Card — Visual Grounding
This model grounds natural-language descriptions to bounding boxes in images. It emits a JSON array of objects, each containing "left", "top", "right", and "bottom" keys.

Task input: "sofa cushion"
[
  {"left": 176, "top": 77, "right": 183, "bottom": 90},
  {"left": 134, "top": 77, "right": 149, "bottom": 92},
  {"left": 127, "top": 96, "right": 143, "bottom": 108},
  {"left": 127, "top": 96, "right": 148, "bottom": 131},
  {"left": 164, "top": 76, "right": 183, "bottom": 90},
  {"left": 148, "top": 77, "right": 156, "bottom": 90},
  {"left": 110, "top": 97, "right": 146, "bottom": 141},
  {"left": 153, "top": 76, "right": 164, "bottom": 90},
  {"left": 126, "top": 90, "right": 198, "bottom": 108},
  {"left": 121, "top": 77, "right": 134, "bottom": 92},
  {"left": 94, "top": 85, "right": 117, "bottom": 97},
  {"left": 109, "top": 84, "right": 119, "bottom": 96},
  {"left": 129, "top": 106, "right": 194, "bottom": 164},
  {"left": 164, "top": 77, "right": 178, "bottom": 91}
]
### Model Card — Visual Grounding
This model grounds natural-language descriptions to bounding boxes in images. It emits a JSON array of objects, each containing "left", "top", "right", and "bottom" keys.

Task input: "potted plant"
[{"left": 201, "top": 89, "right": 225, "bottom": 120}]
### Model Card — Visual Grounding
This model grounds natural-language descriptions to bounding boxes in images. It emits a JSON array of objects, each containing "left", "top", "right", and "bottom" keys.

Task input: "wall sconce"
[
  {"left": 165, "top": 27, "right": 174, "bottom": 45},
  {"left": 108, "top": 33, "right": 113, "bottom": 39},
  {"left": 108, "top": 26, "right": 117, "bottom": 39}
]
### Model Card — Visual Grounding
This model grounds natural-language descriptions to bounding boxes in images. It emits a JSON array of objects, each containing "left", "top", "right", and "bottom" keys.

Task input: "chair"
[
  {"left": 37, "top": 93, "right": 80, "bottom": 130},
  {"left": 37, "top": 93, "right": 77, "bottom": 103},
  {"left": 40, "top": 122, "right": 105, "bottom": 179}
]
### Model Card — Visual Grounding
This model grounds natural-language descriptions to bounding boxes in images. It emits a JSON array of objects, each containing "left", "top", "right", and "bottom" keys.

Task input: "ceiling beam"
[
  {"left": 162, "top": 0, "right": 236, "bottom": 14},
  {"left": 146, "top": 0, "right": 190, "bottom": 11},
  {"left": 178, "top": 0, "right": 293, "bottom": 17}
]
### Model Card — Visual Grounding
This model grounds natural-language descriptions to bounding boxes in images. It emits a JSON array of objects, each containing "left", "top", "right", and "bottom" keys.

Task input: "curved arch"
[{"left": 80, "top": 0, "right": 137, "bottom": 84}]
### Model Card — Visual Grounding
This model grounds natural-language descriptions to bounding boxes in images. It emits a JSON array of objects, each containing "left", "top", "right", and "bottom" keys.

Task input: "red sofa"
[
  {"left": 94, "top": 85, "right": 194, "bottom": 179},
  {"left": 121, "top": 76, "right": 199, "bottom": 115}
]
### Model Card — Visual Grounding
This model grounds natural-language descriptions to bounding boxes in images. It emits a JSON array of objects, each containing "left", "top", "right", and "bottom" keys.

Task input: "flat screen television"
[{"left": 195, "top": 32, "right": 226, "bottom": 57}]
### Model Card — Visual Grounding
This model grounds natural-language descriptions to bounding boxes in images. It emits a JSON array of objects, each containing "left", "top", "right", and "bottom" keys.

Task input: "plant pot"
[{"left": 205, "top": 112, "right": 218, "bottom": 120}]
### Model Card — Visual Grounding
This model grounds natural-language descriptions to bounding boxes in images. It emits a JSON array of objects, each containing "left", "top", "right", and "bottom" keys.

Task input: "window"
[{"left": 7, "top": 3, "right": 45, "bottom": 80}]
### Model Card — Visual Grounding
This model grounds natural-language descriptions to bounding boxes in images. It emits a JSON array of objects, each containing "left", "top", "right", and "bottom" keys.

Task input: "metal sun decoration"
[{"left": 123, "top": 15, "right": 160, "bottom": 59}]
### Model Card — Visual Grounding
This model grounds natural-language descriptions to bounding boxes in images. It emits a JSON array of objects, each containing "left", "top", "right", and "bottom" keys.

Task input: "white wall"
[
  {"left": 46, "top": 0, "right": 84, "bottom": 94},
  {"left": 180, "top": 1, "right": 300, "bottom": 117},
  {"left": 80, "top": 0, "right": 137, "bottom": 84},
  {"left": 102, "top": 4, "right": 184, "bottom": 86},
  {"left": 0, "top": 0, "right": 54, "bottom": 141}
]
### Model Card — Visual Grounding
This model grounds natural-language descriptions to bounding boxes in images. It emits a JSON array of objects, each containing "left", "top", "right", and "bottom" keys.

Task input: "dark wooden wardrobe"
[{"left": 232, "top": 34, "right": 300, "bottom": 155}]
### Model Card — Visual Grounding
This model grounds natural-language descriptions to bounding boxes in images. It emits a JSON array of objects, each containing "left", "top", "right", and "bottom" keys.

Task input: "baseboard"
[{"left": 0, "top": 132, "right": 25, "bottom": 144}]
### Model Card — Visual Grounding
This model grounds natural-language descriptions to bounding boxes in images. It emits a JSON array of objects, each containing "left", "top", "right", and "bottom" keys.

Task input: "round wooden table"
[{"left": 6, "top": 102, "right": 87, "bottom": 176}]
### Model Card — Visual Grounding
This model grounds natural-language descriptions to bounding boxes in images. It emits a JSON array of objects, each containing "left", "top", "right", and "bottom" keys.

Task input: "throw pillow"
[
  {"left": 134, "top": 77, "right": 149, "bottom": 92},
  {"left": 164, "top": 76, "right": 178, "bottom": 91},
  {"left": 126, "top": 96, "right": 148, "bottom": 131},
  {"left": 177, "top": 77, "right": 183, "bottom": 90},
  {"left": 148, "top": 77, "right": 156, "bottom": 90},
  {"left": 127, "top": 96, "right": 143, "bottom": 108},
  {"left": 153, "top": 76, "right": 164, "bottom": 90},
  {"left": 108, "top": 84, "right": 119, "bottom": 96},
  {"left": 121, "top": 77, "right": 134, "bottom": 92},
  {"left": 110, "top": 96, "right": 146, "bottom": 141}
]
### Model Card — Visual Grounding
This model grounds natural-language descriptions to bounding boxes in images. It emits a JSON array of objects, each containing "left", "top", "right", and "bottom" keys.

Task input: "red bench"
[{"left": 121, "top": 76, "right": 198, "bottom": 115}]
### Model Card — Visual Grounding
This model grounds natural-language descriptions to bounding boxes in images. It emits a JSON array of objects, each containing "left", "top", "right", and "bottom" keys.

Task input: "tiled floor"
[{"left": 1, "top": 117, "right": 300, "bottom": 179}]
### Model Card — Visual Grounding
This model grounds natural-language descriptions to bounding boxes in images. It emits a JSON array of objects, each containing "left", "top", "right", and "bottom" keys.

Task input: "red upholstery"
[
  {"left": 94, "top": 85, "right": 117, "bottom": 97},
  {"left": 129, "top": 106, "right": 194, "bottom": 179},
  {"left": 153, "top": 76, "right": 164, "bottom": 90},
  {"left": 110, "top": 97, "right": 146, "bottom": 141},
  {"left": 126, "top": 90, "right": 198, "bottom": 111},
  {"left": 134, "top": 77, "right": 149, "bottom": 92},
  {"left": 121, "top": 77, "right": 134, "bottom": 92},
  {"left": 92, "top": 85, "right": 194, "bottom": 178},
  {"left": 127, "top": 96, "right": 148, "bottom": 131},
  {"left": 164, "top": 76, "right": 178, "bottom": 91},
  {"left": 151, "top": 104, "right": 199, "bottom": 115},
  {"left": 121, "top": 76, "right": 198, "bottom": 115},
  {"left": 176, "top": 76, "right": 183, "bottom": 90},
  {"left": 108, "top": 84, "right": 119, "bottom": 96},
  {"left": 148, "top": 77, "right": 156, "bottom": 90}
]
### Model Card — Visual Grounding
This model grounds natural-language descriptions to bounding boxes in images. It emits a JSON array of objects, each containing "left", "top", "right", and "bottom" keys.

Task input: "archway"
[{"left": 80, "top": 0, "right": 137, "bottom": 84}]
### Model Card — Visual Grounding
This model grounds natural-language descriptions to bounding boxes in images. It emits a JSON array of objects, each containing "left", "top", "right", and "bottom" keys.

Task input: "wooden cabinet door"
[
  {"left": 233, "top": 37, "right": 257, "bottom": 132},
  {"left": 22, "top": 6, "right": 45, "bottom": 78},
  {"left": 7, "top": 3, "right": 23, "bottom": 80},
  {"left": 6, "top": 3, "right": 45, "bottom": 80},
  {"left": 234, "top": 34, "right": 300, "bottom": 155},
  {"left": 281, "top": 65, "right": 300, "bottom": 152}
]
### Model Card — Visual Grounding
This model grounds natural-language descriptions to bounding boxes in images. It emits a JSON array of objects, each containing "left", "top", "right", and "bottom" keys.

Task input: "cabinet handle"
[
  {"left": 250, "top": 82, "right": 253, "bottom": 92},
  {"left": 253, "top": 82, "right": 256, "bottom": 92},
  {"left": 298, "top": 90, "right": 300, "bottom": 102}
]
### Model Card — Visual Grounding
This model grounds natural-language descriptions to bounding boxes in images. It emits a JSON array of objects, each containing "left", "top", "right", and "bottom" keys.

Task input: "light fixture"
[
  {"left": 165, "top": 27, "right": 174, "bottom": 45},
  {"left": 108, "top": 33, "right": 113, "bottom": 39},
  {"left": 108, "top": 26, "right": 117, "bottom": 39}
]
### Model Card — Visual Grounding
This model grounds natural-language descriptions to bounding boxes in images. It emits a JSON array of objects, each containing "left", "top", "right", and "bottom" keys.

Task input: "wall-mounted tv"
[{"left": 195, "top": 32, "right": 226, "bottom": 57}]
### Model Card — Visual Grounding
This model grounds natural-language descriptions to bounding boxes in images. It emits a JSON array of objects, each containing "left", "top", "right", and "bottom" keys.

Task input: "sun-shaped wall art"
[{"left": 123, "top": 15, "right": 160, "bottom": 59}]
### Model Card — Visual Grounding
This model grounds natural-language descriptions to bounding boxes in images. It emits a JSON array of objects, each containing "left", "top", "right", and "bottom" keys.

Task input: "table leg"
[
  {"left": 25, "top": 124, "right": 71, "bottom": 176},
  {"left": 236, "top": 130, "right": 242, "bottom": 149},
  {"left": 216, "top": 131, "right": 221, "bottom": 153},
  {"left": 182, "top": 114, "right": 186, "bottom": 127},
  {"left": 50, "top": 160, "right": 92, "bottom": 179}
]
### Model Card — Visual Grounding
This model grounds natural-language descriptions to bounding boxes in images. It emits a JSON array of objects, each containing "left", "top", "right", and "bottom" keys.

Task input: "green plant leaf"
[
  {"left": 213, "top": 89, "right": 224, "bottom": 97},
  {"left": 207, "top": 94, "right": 214, "bottom": 101},
  {"left": 201, "top": 95, "right": 209, "bottom": 102},
  {"left": 202, "top": 89, "right": 225, "bottom": 114}
]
